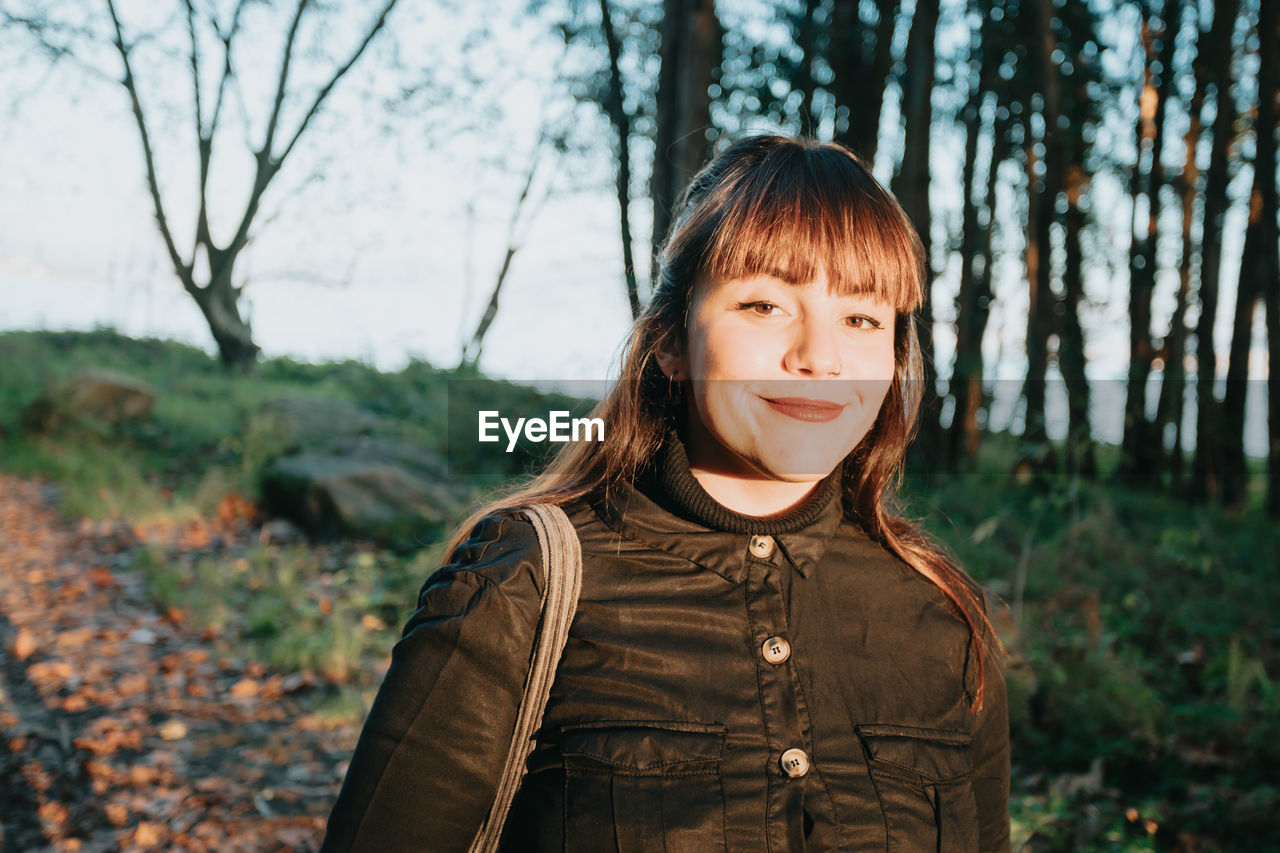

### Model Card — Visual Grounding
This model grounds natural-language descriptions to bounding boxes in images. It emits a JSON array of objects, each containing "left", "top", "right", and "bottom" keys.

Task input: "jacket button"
[
  {"left": 780, "top": 748, "right": 810, "bottom": 778},
  {"left": 748, "top": 535, "right": 775, "bottom": 558},
  {"left": 762, "top": 636, "right": 791, "bottom": 665}
]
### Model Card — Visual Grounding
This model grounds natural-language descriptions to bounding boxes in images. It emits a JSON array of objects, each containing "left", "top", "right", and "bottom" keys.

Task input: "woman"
[{"left": 321, "top": 134, "right": 1010, "bottom": 852}]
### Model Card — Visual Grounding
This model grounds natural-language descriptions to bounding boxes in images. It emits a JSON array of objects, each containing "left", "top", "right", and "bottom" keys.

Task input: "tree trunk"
[
  {"left": 1189, "top": 0, "right": 1240, "bottom": 503},
  {"left": 1263, "top": 0, "right": 1280, "bottom": 517},
  {"left": 946, "top": 30, "right": 994, "bottom": 473},
  {"left": 599, "top": 0, "right": 641, "bottom": 318},
  {"left": 1018, "top": 0, "right": 1065, "bottom": 470},
  {"left": 972, "top": 115, "right": 1009, "bottom": 459},
  {"left": 1224, "top": 0, "right": 1278, "bottom": 509},
  {"left": 792, "top": 0, "right": 820, "bottom": 136},
  {"left": 191, "top": 266, "right": 260, "bottom": 372},
  {"left": 1118, "top": 0, "right": 1179, "bottom": 485},
  {"left": 1158, "top": 70, "right": 1205, "bottom": 493},
  {"left": 1060, "top": 160, "right": 1096, "bottom": 479},
  {"left": 895, "top": 0, "right": 941, "bottom": 476},
  {"left": 828, "top": 0, "right": 897, "bottom": 164},
  {"left": 1057, "top": 3, "right": 1098, "bottom": 480},
  {"left": 650, "top": 0, "right": 719, "bottom": 273}
]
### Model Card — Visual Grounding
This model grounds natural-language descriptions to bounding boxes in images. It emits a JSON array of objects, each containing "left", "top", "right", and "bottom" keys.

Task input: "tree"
[
  {"left": 1189, "top": 0, "right": 1243, "bottom": 502},
  {"left": 649, "top": 0, "right": 719, "bottom": 271},
  {"left": 1117, "top": 0, "right": 1181, "bottom": 484},
  {"left": 1, "top": 0, "right": 403, "bottom": 371},
  {"left": 894, "top": 0, "right": 942, "bottom": 475},
  {"left": 1222, "top": 0, "right": 1278, "bottom": 509}
]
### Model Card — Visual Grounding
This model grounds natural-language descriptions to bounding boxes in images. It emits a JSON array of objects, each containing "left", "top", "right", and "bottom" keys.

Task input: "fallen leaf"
[
  {"left": 86, "top": 566, "right": 115, "bottom": 587},
  {"left": 61, "top": 693, "right": 89, "bottom": 712},
  {"left": 13, "top": 626, "right": 36, "bottom": 661},
  {"left": 129, "top": 765, "right": 159, "bottom": 786},
  {"left": 56, "top": 626, "right": 95, "bottom": 648},
  {"left": 230, "top": 678, "right": 259, "bottom": 699},
  {"left": 105, "top": 803, "right": 128, "bottom": 826},
  {"left": 159, "top": 719, "right": 188, "bottom": 741},
  {"left": 133, "top": 821, "right": 163, "bottom": 846},
  {"left": 37, "top": 800, "right": 69, "bottom": 825}
]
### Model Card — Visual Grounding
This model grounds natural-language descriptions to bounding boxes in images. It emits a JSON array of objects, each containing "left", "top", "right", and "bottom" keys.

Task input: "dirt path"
[{"left": 0, "top": 473, "right": 358, "bottom": 852}]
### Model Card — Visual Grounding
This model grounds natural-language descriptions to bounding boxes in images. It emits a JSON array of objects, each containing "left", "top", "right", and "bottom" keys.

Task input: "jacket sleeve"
[
  {"left": 970, "top": 626, "right": 1012, "bottom": 853},
  {"left": 320, "top": 509, "right": 545, "bottom": 853}
]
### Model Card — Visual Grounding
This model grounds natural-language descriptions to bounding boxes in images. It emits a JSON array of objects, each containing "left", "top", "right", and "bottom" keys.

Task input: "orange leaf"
[
  {"left": 132, "top": 821, "right": 163, "bottom": 846},
  {"left": 158, "top": 719, "right": 188, "bottom": 741},
  {"left": 13, "top": 627, "right": 36, "bottom": 661},
  {"left": 230, "top": 678, "right": 260, "bottom": 699},
  {"left": 86, "top": 566, "right": 115, "bottom": 588}
]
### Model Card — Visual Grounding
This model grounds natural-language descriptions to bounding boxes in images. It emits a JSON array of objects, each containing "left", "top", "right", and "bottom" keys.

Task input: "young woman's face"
[{"left": 658, "top": 267, "right": 897, "bottom": 483}]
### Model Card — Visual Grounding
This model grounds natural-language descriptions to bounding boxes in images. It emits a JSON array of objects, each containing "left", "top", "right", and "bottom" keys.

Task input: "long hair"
[{"left": 440, "top": 133, "right": 1001, "bottom": 710}]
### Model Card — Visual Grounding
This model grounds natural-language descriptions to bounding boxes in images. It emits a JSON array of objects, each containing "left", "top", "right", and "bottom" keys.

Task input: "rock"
[
  {"left": 259, "top": 434, "right": 467, "bottom": 550},
  {"left": 258, "top": 396, "right": 382, "bottom": 452},
  {"left": 21, "top": 369, "right": 155, "bottom": 434}
]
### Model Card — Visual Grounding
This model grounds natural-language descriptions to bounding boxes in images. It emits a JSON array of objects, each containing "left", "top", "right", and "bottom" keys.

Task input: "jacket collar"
[{"left": 588, "top": 426, "right": 847, "bottom": 583}]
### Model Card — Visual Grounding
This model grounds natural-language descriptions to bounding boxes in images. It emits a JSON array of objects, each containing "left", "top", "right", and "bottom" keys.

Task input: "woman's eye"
[
  {"left": 738, "top": 301, "right": 779, "bottom": 316},
  {"left": 846, "top": 315, "right": 884, "bottom": 330}
]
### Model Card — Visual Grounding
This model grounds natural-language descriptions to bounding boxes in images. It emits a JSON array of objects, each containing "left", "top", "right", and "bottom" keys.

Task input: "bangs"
[{"left": 696, "top": 144, "right": 924, "bottom": 313}]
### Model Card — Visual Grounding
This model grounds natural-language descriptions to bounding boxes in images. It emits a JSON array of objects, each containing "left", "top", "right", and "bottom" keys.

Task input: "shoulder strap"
[{"left": 467, "top": 502, "right": 582, "bottom": 853}]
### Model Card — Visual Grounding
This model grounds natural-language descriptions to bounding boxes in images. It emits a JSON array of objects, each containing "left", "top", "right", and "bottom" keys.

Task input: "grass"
[{"left": 2, "top": 327, "right": 1277, "bottom": 850}]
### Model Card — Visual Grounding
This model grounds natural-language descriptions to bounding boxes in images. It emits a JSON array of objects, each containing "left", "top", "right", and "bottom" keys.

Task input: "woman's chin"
[{"left": 747, "top": 446, "right": 848, "bottom": 480}]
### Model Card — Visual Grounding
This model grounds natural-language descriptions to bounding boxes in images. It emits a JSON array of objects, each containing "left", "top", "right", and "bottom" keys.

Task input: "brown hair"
[{"left": 441, "top": 133, "right": 1000, "bottom": 710}]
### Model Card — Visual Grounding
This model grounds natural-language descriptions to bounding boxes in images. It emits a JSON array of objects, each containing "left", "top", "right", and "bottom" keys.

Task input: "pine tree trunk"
[
  {"left": 1061, "top": 161, "right": 1095, "bottom": 479},
  {"left": 946, "top": 43, "right": 994, "bottom": 473},
  {"left": 829, "top": 0, "right": 897, "bottom": 164},
  {"left": 1190, "top": 0, "right": 1240, "bottom": 503},
  {"left": 1018, "top": 0, "right": 1065, "bottom": 469},
  {"left": 1118, "top": 0, "right": 1178, "bottom": 485},
  {"left": 1263, "top": 0, "right": 1280, "bottom": 517},
  {"left": 895, "top": 0, "right": 941, "bottom": 476},
  {"left": 1158, "top": 73, "right": 1205, "bottom": 493},
  {"left": 1223, "top": 0, "right": 1278, "bottom": 509},
  {"left": 650, "top": 0, "right": 719, "bottom": 272}
]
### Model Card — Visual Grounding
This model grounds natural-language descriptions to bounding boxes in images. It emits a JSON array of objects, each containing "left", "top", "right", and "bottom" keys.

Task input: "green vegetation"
[{"left": 2, "top": 328, "right": 1275, "bottom": 850}]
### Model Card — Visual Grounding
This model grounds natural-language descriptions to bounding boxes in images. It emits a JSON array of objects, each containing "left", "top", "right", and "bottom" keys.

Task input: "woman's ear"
[{"left": 653, "top": 334, "right": 685, "bottom": 381}]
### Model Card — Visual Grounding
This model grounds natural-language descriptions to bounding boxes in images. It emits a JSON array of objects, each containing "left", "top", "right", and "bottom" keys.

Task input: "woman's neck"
[
  {"left": 682, "top": 418, "right": 831, "bottom": 518},
  {"left": 686, "top": 465, "right": 824, "bottom": 518}
]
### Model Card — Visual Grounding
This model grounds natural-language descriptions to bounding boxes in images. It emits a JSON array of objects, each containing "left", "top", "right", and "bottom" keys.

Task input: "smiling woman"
[
  {"left": 321, "top": 134, "right": 1011, "bottom": 853},
  {"left": 655, "top": 269, "right": 898, "bottom": 512}
]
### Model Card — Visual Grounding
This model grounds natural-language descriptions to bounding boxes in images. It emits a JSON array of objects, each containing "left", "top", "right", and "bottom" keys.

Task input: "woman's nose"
[{"left": 784, "top": 319, "right": 842, "bottom": 376}]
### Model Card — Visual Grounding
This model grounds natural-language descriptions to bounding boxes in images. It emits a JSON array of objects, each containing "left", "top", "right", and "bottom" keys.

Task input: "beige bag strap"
[{"left": 467, "top": 502, "right": 582, "bottom": 853}]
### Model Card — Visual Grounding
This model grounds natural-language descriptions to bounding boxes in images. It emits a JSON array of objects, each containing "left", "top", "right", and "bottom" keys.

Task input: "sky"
[{"left": 0, "top": 0, "right": 1270, "bottom": 455}]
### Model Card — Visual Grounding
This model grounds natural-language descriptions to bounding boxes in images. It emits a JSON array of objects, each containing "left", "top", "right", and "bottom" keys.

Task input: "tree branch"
[
  {"left": 104, "top": 0, "right": 192, "bottom": 290},
  {"left": 275, "top": 0, "right": 401, "bottom": 166},
  {"left": 207, "top": 0, "right": 250, "bottom": 135},
  {"left": 262, "top": 0, "right": 308, "bottom": 160}
]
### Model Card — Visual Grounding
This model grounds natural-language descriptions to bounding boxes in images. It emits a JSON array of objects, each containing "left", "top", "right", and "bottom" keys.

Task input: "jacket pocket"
[
  {"left": 559, "top": 720, "right": 728, "bottom": 853},
  {"left": 855, "top": 724, "right": 979, "bottom": 853}
]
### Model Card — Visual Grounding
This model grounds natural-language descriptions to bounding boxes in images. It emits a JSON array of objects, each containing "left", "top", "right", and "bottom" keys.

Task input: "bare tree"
[{"left": 2, "top": 0, "right": 403, "bottom": 371}]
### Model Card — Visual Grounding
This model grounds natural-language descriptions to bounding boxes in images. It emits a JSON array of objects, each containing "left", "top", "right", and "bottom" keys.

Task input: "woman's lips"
[{"left": 762, "top": 397, "right": 846, "bottom": 423}]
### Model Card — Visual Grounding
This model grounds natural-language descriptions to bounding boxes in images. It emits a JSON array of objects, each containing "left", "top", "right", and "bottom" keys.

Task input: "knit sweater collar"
[{"left": 636, "top": 425, "right": 846, "bottom": 536}]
